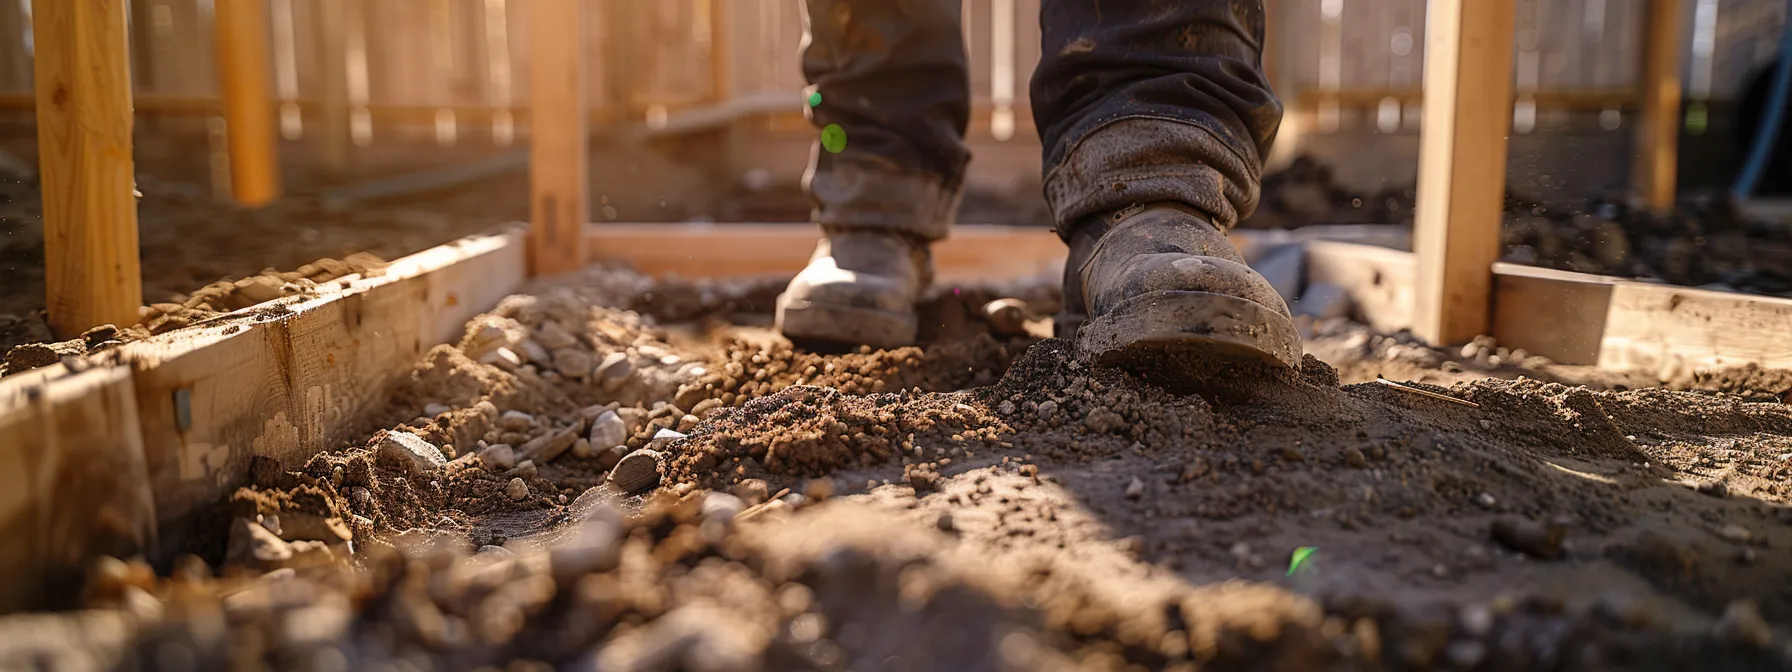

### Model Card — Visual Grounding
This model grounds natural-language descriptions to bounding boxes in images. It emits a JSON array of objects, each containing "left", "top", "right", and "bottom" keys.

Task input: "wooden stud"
[
  {"left": 1411, "top": 0, "right": 1518, "bottom": 346},
  {"left": 708, "top": 0, "right": 732, "bottom": 102},
  {"left": 31, "top": 0, "right": 143, "bottom": 338},
  {"left": 526, "top": 0, "right": 590, "bottom": 276},
  {"left": 314, "top": 0, "right": 353, "bottom": 175},
  {"left": 214, "top": 0, "right": 283, "bottom": 205},
  {"left": 1635, "top": 0, "right": 1683, "bottom": 211}
]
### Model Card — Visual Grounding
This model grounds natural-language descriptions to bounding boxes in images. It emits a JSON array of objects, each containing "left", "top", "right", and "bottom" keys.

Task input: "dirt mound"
[{"left": 9, "top": 270, "right": 1792, "bottom": 670}]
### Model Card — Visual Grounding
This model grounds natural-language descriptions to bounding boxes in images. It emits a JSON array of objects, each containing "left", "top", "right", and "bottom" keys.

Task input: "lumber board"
[
  {"left": 1304, "top": 240, "right": 1417, "bottom": 334},
  {"left": 0, "top": 366, "right": 156, "bottom": 612},
  {"left": 215, "top": 0, "right": 283, "bottom": 205},
  {"left": 1410, "top": 0, "right": 1517, "bottom": 346},
  {"left": 118, "top": 228, "right": 526, "bottom": 559},
  {"left": 30, "top": 0, "right": 143, "bottom": 338},
  {"left": 1492, "top": 263, "right": 1792, "bottom": 375},
  {"left": 525, "top": 0, "right": 589, "bottom": 275}
]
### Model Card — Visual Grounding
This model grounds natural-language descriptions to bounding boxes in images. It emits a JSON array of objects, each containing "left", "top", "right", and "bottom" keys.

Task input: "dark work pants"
[{"left": 800, "top": 0, "right": 1281, "bottom": 241}]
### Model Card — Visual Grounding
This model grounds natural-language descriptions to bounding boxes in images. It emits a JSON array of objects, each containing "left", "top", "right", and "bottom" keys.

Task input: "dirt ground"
[{"left": 5, "top": 263, "right": 1791, "bottom": 671}]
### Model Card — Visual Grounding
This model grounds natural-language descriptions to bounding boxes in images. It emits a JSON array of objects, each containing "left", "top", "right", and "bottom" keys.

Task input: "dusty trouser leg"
[
  {"left": 775, "top": 0, "right": 970, "bottom": 349},
  {"left": 1030, "top": 0, "right": 1303, "bottom": 370}
]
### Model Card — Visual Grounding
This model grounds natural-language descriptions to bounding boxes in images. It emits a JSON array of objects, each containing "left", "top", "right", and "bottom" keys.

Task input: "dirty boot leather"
[
  {"left": 776, "top": 228, "right": 933, "bottom": 349},
  {"left": 1058, "top": 202, "right": 1302, "bottom": 370}
]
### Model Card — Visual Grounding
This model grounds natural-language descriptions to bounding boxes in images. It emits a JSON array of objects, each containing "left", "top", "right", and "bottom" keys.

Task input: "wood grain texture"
[
  {"left": 1493, "top": 263, "right": 1792, "bottom": 376},
  {"left": 120, "top": 228, "right": 526, "bottom": 559},
  {"left": 0, "top": 366, "right": 155, "bottom": 613},
  {"left": 1634, "top": 0, "right": 1683, "bottom": 210},
  {"left": 1411, "top": 0, "right": 1518, "bottom": 346},
  {"left": 31, "top": 0, "right": 143, "bottom": 338},
  {"left": 215, "top": 0, "right": 283, "bottom": 205},
  {"left": 526, "top": 0, "right": 589, "bottom": 275}
]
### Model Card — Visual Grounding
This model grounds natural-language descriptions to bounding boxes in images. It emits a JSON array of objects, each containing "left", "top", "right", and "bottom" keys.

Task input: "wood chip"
[{"left": 1373, "top": 378, "right": 1481, "bottom": 408}]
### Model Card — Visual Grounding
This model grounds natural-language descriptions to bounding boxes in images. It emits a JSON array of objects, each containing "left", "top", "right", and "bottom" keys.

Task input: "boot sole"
[
  {"left": 1076, "top": 290, "right": 1302, "bottom": 370},
  {"left": 775, "top": 293, "right": 918, "bottom": 350}
]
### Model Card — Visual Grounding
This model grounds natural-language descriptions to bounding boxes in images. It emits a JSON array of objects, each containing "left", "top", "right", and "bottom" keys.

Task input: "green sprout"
[
  {"left": 1288, "top": 546, "right": 1318, "bottom": 576},
  {"left": 821, "top": 124, "right": 848, "bottom": 154}
]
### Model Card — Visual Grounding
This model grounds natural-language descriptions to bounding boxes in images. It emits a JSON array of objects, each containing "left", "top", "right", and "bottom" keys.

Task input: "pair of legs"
[{"left": 777, "top": 0, "right": 1302, "bottom": 370}]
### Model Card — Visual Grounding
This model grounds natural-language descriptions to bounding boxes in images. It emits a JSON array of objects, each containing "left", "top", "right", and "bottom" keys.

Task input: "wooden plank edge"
[
  {"left": 0, "top": 226, "right": 527, "bottom": 598},
  {"left": 0, "top": 365, "right": 154, "bottom": 612},
  {"left": 119, "top": 226, "right": 528, "bottom": 561},
  {"left": 1292, "top": 240, "right": 1792, "bottom": 376}
]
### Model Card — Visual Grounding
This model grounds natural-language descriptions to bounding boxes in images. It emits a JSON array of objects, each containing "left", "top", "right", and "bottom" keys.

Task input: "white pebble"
[{"left": 506, "top": 477, "right": 529, "bottom": 501}]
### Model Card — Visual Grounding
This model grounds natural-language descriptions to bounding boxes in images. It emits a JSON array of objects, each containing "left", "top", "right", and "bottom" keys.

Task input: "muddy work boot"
[
  {"left": 1059, "top": 202, "right": 1302, "bottom": 371},
  {"left": 775, "top": 229, "right": 933, "bottom": 349}
]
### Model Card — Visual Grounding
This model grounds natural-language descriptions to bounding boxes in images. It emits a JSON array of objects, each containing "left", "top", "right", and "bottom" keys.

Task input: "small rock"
[
  {"left": 1124, "top": 477, "right": 1145, "bottom": 499},
  {"left": 982, "top": 298, "right": 1029, "bottom": 335},
  {"left": 677, "top": 414, "right": 700, "bottom": 433},
  {"left": 512, "top": 460, "right": 538, "bottom": 479},
  {"left": 499, "top": 410, "right": 534, "bottom": 432},
  {"left": 936, "top": 512, "right": 957, "bottom": 533},
  {"left": 553, "top": 349, "right": 595, "bottom": 379},
  {"left": 1474, "top": 492, "right": 1497, "bottom": 509},
  {"left": 997, "top": 400, "right": 1015, "bottom": 415},
  {"left": 518, "top": 339, "right": 552, "bottom": 365},
  {"left": 596, "top": 444, "right": 629, "bottom": 470},
  {"left": 1459, "top": 603, "right": 1495, "bottom": 637},
  {"left": 610, "top": 449, "right": 664, "bottom": 494},
  {"left": 1343, "top": 447, "right": 1368, "bottom": 469},
  {"left": 701, "top": 492, "right": 745, "bottom": 522},
  {"left": 596, "top": 353, "right": 634, "bottom": 390},
  {"left": 1085, "top": 407, "right": 1125, "bottom": 434},
  {"left": 535, "top": 321, "right": 579, "bottom": 350},
  {"left": 1720, "top": 524, "right": 1752, "bottom": 543},
  {"left": 648, "top": 427, "right": 687, "bottom": 452},
  {"left": 377, "top": 432, "right": 446, "bottom": 475},
  {"left": 1490, "top": 516, "right": 1563, "bottom": 559},
  {"left": 479, "top": 444, "right": 516, "bottom": 470},
  {"left": 570, "top": 438, "right": 595, "bottom": 459},
  {"left": 519, "top": 426, "right": 580, "bottom": 463},
  {"left": 505, "top": 477, "right": 529, "bottom": 501},
  {"left": 423, "top": 403, "right": 451, "bottom": 417},
  {"left": 226, "top": 518, "right": 293, "bottom": 571},
  {"left": 479, "top": 347, "right": 523, "bottom": 370},
  {"left": 1717, "top": 600, "right": 1772, "bottom": 648},
  {"left": 732, "top": 478, "right": 771, "bottom": 505},
  {"left": 1036, "top": 400, "right": 1058, "bottom": 419}
]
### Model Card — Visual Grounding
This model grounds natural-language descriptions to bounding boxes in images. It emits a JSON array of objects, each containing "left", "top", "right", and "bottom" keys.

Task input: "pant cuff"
[
  {"left": 804, "top": 156, "right": 961, "bottom": 241},
  {"left": 1043, "top": 117, "right": 1260, "bottom": 238}
]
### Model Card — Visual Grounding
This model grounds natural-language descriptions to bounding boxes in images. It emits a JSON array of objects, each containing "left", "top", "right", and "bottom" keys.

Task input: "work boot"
[
  {"left": 776, "top": 228, "right": 933, "bottom": 349},
  {"left": 1058, "top": 202, "right": 1302, "bottom": 370}
]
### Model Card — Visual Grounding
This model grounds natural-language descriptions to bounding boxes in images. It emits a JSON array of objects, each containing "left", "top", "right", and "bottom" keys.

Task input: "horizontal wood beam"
[
  {"left": 1291, "top": 240, "right": 1792, "bottom": 376},
  {"left": 0, "top": 228, "right": 526, "bottom": 611},
  {"left": 1297, "top": 87, "right": 1638, "bottom": 110},
  {"left": 585, "top": 223, "right": 1072, "bottom": 283}
]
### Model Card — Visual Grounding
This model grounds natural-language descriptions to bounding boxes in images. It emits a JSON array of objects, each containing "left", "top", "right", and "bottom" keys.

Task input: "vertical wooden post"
[
  {"left": 1635, "top": 0, "right": 1683, "bottom": 211},
  {"left": 527, "top": 0, "right": 589, "bottom": 275},
  {"left": 31, "top": 0, "right": 143, "bottom": 337},
  {"left": 1412, "top": 0, "right": 1518, "bottom": 346},
  {"left": 314, "top": 0, "right": 353, "bottom": 175},
  {"left": 215, "top": 0, "right": 282, "bottom": 205},
  {"left": 708, "top": 0, "right": 732, "bottom": 103}
]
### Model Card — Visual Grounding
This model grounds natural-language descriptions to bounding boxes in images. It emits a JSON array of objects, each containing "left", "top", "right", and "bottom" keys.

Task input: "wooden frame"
[
  {"left": 30, "top": 0, "right": 142, "bottom": 338},
  {"left": 0, "top": 227, "right": 525, "bottom": 611},
  {"left": 1410, "top": 0, "right": 1518, "bottom": 346}
]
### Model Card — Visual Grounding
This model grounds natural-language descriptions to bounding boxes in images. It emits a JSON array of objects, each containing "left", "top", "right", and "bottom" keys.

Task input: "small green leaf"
[
  {"left": 1288, "top": 546, "right": 1318, "bottom": 575},
  {"left": 807, "top": 91, "right": 823, "bottom": 108}
]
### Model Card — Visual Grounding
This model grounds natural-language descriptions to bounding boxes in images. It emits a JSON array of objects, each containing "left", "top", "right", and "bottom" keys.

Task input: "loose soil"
[{"left": 7, "top": 264, "right": 1792, "bottom": 671}]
